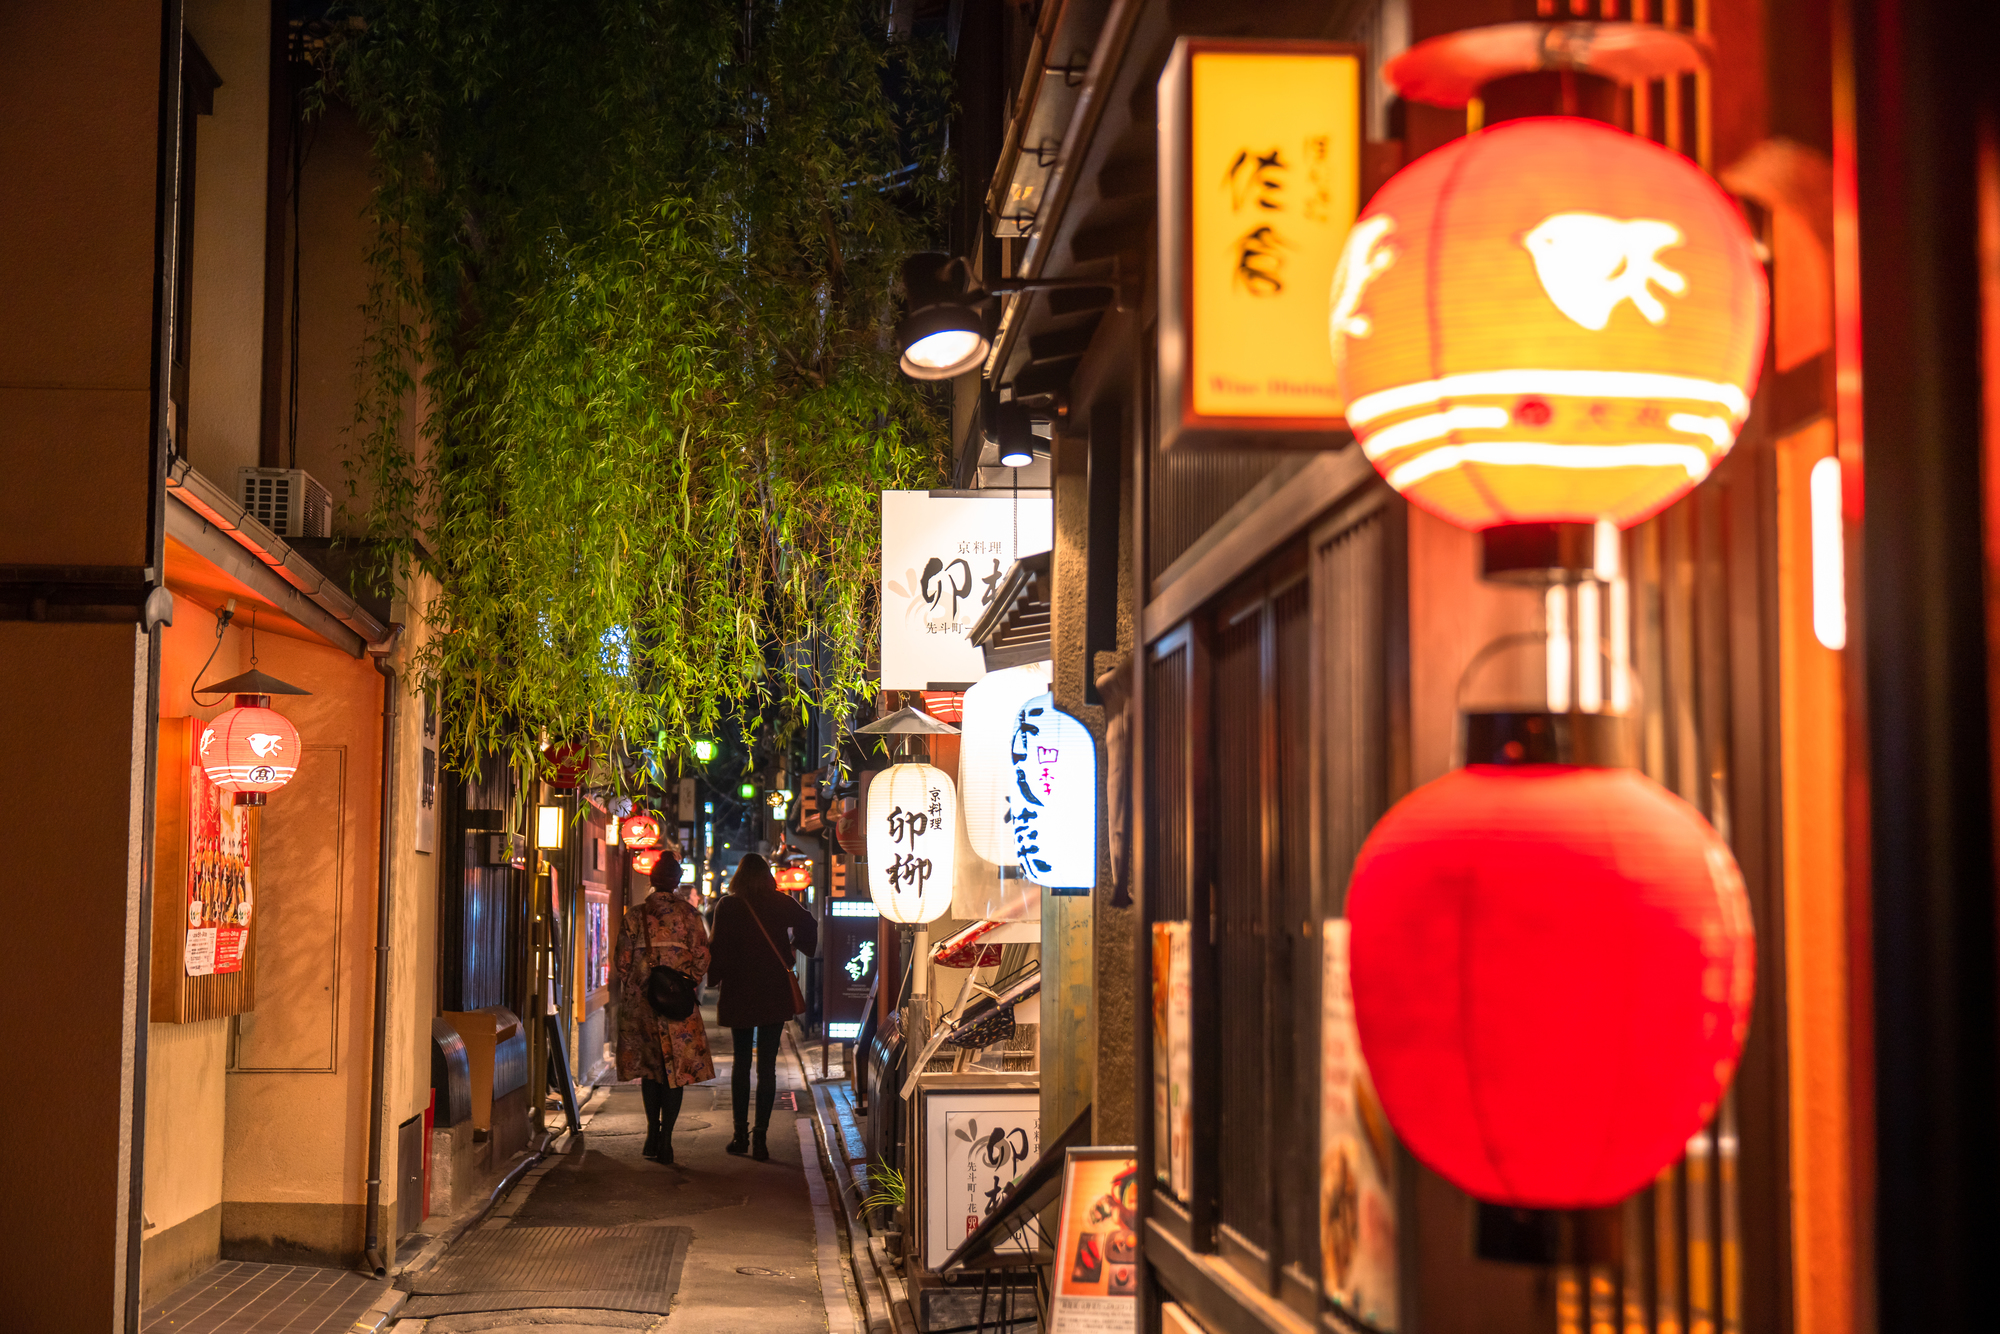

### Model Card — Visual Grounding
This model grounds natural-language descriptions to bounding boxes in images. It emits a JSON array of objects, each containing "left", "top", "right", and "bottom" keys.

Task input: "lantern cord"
[{"left": 189, "top": 601, "right": 239, "bottom": 706}]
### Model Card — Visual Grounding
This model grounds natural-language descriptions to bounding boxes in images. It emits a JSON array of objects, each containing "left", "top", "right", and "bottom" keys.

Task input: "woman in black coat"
[{"left": 706, "top": 854, "right": 818, "bottom": 1159}]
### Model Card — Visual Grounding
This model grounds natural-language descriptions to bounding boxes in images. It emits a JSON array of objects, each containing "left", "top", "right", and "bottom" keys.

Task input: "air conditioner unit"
[{"left": 237, "top": 467, "right": 333, "bottom": 539}]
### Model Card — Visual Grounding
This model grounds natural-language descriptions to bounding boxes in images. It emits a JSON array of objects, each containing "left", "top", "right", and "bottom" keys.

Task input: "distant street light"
[{"left": 692, "top": 738, "right": 717, "bottom": 763}]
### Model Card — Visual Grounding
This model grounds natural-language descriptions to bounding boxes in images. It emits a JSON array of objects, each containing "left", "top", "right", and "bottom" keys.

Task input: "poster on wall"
[
  {"left": 584, "top": 892, "right": 611, "bottom": 994},
  {"left": 416, "top": 689, "right": 439, "bottom": 854},
  {"left": 880, "top": 490, "right": 1052, "bottom": 690},
  {"left": 1322, "top": 920, "right": 1399, "bottom": 1330},
  {"left": 1149, "top": 922, "right": 1192, "bottom": 1198},
  {"left": 1049, "top": 1147, "right": 1139, "bottom": 1334},
  {"left": 185, "top": 745, "right": 254, "bottom": 978},
  {"left": 921, "top": 1087, "right": 1040, "bottom": 1270}
]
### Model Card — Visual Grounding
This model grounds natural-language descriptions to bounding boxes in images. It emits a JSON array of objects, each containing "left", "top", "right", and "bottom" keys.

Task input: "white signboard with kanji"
[{"left": 880, "top": 490, "right": 1052, "bottom": 690}]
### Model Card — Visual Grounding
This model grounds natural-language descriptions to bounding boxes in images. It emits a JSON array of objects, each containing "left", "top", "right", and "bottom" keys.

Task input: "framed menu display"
[
  {"left": 151, "top": 716, "right": 258, "bottom": 1022},
  {"left": 919, "top": 1082, "right": 1040, "bottom": 1271},
  {"left": 1050, "top": 1147, "right": 1139, "bottom": 1334}
]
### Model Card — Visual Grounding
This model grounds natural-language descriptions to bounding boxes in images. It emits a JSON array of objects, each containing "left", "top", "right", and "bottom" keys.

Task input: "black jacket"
[{"left": 706, "top": 884, "right": 818, "bottom": 1028}]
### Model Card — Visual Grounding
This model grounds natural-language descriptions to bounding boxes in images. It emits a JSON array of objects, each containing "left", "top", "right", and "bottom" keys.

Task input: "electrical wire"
[{"left": 189, "top": 601, "right": 237, "bottom": 706}]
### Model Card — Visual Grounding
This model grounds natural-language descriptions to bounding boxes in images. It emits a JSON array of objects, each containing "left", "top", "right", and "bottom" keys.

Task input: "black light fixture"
[
  {"left": 990, "top": 402, "right": 1037, "bottom": 468},
  {"left": 895, "top": 251, "right": 1131, "bottom": 383},
  {"left": 897, "top": 253, "right": 996, "bottom": 380}
]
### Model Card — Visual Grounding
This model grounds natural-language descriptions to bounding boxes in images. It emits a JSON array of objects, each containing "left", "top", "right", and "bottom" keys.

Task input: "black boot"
[
  {"left": 657, "top": 1134, "right": 675, "bottom": 1165},
  {"left": 642, "top": 1128, "right": 663, "bottom": 1161},
  {"left": 751, "top": 1127, "right": 770, "bottom": 1161},
  {"left": 726, "top": 1124, "right": 751, "bottom": 1156}
]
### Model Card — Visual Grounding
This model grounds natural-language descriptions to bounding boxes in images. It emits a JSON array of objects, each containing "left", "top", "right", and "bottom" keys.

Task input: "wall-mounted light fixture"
[
  {"left": 895, "top": 252, "right": 1129, "bottom": 383},
  {"left": 1810, "top": 455, "right": 1847, "bottom": 651},
  {"left": 535, "top": 805, "right": 564, "bottom": 850},
  {"left": 990, "top": 401, "right": 1038, "bottom": 468}
]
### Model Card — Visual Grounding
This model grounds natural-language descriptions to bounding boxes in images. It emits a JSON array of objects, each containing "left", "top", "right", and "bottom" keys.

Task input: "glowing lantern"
[
  {"left": 960, "top": 663, "right": 1052, "bottom": 864},
  {"left": 621, "top": 813, "right": 662, "bottom": 848},
  {"left": 632, "top": 849, "right": 662, "bottom": 875},
  {"left": 200, "top": 696, "right": 302, "bottom": 806},
  {"left": 775, "top": 864, "right": 813, "bottom": 893},
  {"left": 1345, "top": 764, "right": 1755, "bottom": 1207},
  {"left": 1330, "top": 117, "right": 1768, "bottom": 530},
  {"left": 1010, "top": 692, "right": 1097, "bottom": 891},
  {"left": 865, "top": 763, "right": 957, "bottom": 924}
]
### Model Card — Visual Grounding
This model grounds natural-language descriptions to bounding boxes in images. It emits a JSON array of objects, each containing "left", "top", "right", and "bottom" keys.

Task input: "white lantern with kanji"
[
  {"left": 959, "top": 661, "right": 1053, "bottom": 864},
  {"left": 866, "top": 762, "right": 958, "bottom": 924},
  {"left": 1010, "top": 692, "right": 1097, "bottom": 891}
]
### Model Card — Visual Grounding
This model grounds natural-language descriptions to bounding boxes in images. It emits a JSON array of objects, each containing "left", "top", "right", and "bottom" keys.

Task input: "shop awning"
[
  {"left": 939, "top": 1104, "right": 1091, "bottom": 1274},
  {"left": 968, "top": 549, "right": 1051, "bottom": 671}
]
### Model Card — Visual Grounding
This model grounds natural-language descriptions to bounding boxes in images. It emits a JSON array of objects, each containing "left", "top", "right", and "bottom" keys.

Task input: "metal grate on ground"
[
  {"left": 141, "top": 1261, "right": 391, "bottom": 1332},
  {"left": 397, "top": 1224, "right": 692, "bottom": 1318}
]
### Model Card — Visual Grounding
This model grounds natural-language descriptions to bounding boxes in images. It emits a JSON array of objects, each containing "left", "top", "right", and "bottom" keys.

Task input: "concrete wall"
[{"left": 0, "top": 2, "right": 166, "bottom": 1324}]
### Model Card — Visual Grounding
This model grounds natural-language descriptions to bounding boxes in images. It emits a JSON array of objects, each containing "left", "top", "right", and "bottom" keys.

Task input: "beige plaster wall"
[
  {"left": 140, "top": 1018, "right": 229, "bottom": 1293},
  {"left": 184, "top": 0, "right": 271, "bottom": 478},
  {"left": 222, "top": 633, "right": 383, "bottom": 1262}
]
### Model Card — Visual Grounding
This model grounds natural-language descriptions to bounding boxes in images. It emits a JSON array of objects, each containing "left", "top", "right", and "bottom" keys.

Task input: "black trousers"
[
  {"left": 731, "top": 1023, "right": 783, "bottom": 1130},
  {"left": 639, "top": 1078, "right": 684, "bottom": 1138}
]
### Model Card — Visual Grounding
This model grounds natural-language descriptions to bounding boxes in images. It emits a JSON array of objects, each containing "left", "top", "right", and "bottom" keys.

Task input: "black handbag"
[{"left": 645, "top": 964, "right": 700, "bottom": 1020}]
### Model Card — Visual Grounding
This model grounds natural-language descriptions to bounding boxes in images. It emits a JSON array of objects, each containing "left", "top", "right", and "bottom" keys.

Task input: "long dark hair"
[{"left": 729, "top": 853, "right": 775, "bottom": 894}]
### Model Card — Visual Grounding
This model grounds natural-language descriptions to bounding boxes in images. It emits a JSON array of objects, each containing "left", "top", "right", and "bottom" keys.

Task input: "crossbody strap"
[{"left": 742, "top": 897, "right": 791, "bottom": 971}]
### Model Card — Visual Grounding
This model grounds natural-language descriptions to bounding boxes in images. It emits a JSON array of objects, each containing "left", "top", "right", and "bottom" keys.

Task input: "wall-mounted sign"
[
  {"left": 1158, "top": 38, "right": 1363, "bottom": 451},
  {"left": 1010, "top": 692, "right": 1097, "bottom": 893},
  {"left": 921, "top": 1086, "right": 1041, "bottom": 1271},
  {"left": 881, "top": 490, "right": 1052, "bottom": 690},
  {"left": 187, "top": 742, "right": 255, "bottom": 977}
]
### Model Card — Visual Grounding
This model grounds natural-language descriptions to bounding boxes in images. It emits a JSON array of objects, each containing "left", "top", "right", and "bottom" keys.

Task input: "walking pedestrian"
[
  {"left": 706, "top": 853, "right": 817, "bottom": 1160},
  {"left": 614, "top": 849, "right": 715, "bottom": 1164}
]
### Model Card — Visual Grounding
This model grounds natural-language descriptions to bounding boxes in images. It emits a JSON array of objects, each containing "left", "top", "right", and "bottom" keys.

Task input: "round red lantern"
[
  {"left": 1331, "top": 117, "right": 1767, "bottom": 530},
  {"left": 542, "top": 740, "right": 591, "bottom": 789},
  {"left": 621, "top": 813, "right": 663, "bottom": 849},
  {"left": 631, "top": 848, "right": 663, "bottom": 876},
  {"left": 1346, "top": 764, "right": 1755, "bottom": 1207},
  {"left": 200, "top": 695, "right": 302, "bottom": 806}
]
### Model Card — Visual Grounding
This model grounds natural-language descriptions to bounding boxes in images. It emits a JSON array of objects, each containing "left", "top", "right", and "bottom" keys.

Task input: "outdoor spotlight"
[
  {"left": 896, "top": 252, "right": 995, "bottom": 381},
  {"left": 991, "top": 402, "right": 1036, "bottom": 468}
]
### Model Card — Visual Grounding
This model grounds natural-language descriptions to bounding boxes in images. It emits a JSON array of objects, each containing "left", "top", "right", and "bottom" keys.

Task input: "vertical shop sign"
[
  {"left": 1050, "top": 1148, "right": 1140, "bottom": 1334},
  {"left": 1158, "top": 38, "right": 1363, "bottom": 450},
  {"left": 881, "top": 491, "right": 1053, "bottom": 690},
  {"left": 1322, "top": 921, "right": 1399, "bottom": 1330},
  {"left": 1150, "top": 922, "right": 1193, "bottom": 1198},
  {"left": 186, "top": 744, "right": 255, "bottom": 977},
  {"left": 416, "top": 690, "right": 439, "bottom": 854},
  {"left": 922, "top": 1089, "right": 1041, "bottom": 1269}
]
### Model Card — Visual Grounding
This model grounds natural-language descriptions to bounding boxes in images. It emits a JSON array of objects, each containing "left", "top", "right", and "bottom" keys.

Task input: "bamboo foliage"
[{"left": 329, "top": 0, "right": 952, "bottom": 782}]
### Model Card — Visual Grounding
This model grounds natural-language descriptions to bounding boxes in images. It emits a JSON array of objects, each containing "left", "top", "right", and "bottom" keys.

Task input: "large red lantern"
[
  {"left": 200, "top": 696, "right": 302, "bottom": 806},
  {"left": 1346, "top": 764, "right": 1755, "bottom": 1208},
  {"left": 621, "top": 813, "right": 663, "bottom": 849},
  {"left": 1331, "top": 117, "right": 1767, "bottom": 531}
]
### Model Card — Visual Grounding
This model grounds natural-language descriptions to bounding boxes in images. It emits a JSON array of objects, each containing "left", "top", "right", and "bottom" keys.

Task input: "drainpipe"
[{"left": 363, "top": 624, "right": 405, "bottom": 1276}]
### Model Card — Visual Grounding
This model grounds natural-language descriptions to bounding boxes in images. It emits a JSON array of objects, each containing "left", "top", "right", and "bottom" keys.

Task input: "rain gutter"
[{"left": 164, "top": 456, "right": 389, "bottom": 656}]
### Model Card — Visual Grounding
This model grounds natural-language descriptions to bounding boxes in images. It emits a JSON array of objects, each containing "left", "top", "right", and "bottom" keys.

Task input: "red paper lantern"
[
  {"left": 200, "top": 696, "right": 302, "bottom": 806},
  {"left": 632, "top": 848, "right": 663, "bottom": 876},
  {"left": 621, "top": 814, "right": 663, "bottom": 849},
  {"left": 1346, "top": 764, "right": 1755, "bottom": 1207},
  {"left": 775, "top": 865, "right": 813, "bottom": 893},
  {"left": 1331, "top": 117, "right": 1767, "bottom": 530},
  {"left": 542, "top": 741, "right": 590, "bottom": 789}
]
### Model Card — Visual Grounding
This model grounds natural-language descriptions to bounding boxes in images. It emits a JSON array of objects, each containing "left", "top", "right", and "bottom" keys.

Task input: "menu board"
[
  {"left": 186, "top": 746, "right": 254, "bottom": 977},
  {"left": 1050, "top": 1148, "right": 1138, "bottom": 1334}
]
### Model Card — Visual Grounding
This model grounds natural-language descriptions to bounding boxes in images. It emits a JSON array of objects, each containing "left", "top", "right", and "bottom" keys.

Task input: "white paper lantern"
[
  {"left": 1011, "top": 693, "right": 1097, "bottom": 891},
  {"left": 866, "top": 762, "right": 958, "bottom": 923},
  {"left": 959, "top": 662, "right": 1053, "bottom": 864}
]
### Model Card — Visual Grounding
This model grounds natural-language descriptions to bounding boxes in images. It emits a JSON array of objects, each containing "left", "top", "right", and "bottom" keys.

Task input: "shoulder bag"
[
  {"left": 640, "top": 904, "right": 701, "bottom": 1021},
  {"left": 745, "top": 897, "right": 807, "bottom": 1018}
]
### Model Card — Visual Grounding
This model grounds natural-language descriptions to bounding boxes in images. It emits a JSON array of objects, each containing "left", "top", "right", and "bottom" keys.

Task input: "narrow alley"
[{"left": 143, "top": 1018, "right": 859, "bottom": 1334}]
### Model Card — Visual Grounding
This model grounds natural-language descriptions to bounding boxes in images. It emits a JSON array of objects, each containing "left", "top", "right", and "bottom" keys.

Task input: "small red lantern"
[
  {"left": 1346, "top": 764, "right": 1755, "bottom": 1207},
  {"left": 542, "top": 741, "right": 591, "bottom": 789},
  {"left": 621, "top": 813, "right": 663, "bottom": 849},
  {"left": 631, "top": 848, "right": 663, "bottom": 876},
  {"left": 1332, "top": 117, "right": 1767, "bottom": 530},
  {"left": 775, "top": 864, "right": 813, "bottom": 893},
  {"left": 200, "top": 696, "right": 302, "bottom": 806}
]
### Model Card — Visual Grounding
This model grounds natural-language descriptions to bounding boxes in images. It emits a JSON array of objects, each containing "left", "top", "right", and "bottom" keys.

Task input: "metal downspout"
[{"left": 363, "top": 624, "right": 405, "bottom": 1275}]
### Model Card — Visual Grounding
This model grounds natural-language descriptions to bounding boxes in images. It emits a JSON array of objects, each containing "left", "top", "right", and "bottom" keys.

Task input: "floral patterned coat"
[{"left": 615, "top": 890, "right": 716, "bottom": 1087}]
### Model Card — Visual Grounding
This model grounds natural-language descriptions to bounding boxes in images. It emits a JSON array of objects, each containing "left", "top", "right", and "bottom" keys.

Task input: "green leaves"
[{"left": 332, "top": 0, "right": 950, "bottom": 785}]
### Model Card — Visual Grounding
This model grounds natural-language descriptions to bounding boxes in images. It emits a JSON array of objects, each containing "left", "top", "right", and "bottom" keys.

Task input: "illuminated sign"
[{"left": 1159, "top": 38, "right": 1363, "bottom": 451}]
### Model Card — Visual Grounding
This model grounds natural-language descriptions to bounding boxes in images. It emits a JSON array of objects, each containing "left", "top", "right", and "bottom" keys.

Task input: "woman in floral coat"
[{"left": 615, "top": 851, "right": 715, "bottom": 1162}]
